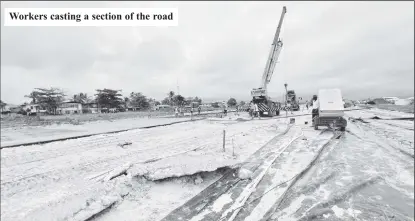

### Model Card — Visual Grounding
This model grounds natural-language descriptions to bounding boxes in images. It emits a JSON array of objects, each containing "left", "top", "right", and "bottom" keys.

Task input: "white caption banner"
[{"left": 3, "top": 8, "right": 178, "bottom": 26}]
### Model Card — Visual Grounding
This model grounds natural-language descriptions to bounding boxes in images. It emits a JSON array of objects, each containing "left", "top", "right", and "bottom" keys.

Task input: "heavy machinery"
[
  {"left": 286, "top": 90, "right": 300, "bottom": 111},
  {"left": 313, "top": 88, "right": 347, "bottom": 131},
  {"left": 250, "top": 6, "right": 287, "bottom": 117}
]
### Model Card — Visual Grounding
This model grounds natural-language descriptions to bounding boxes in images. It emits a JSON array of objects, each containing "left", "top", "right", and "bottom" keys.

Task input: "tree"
[
  {"left": 239, "top": 101, "right": 246, "bottom": 106},
  {"left": 174, "top": 95, "right": 185, "bottom": 106},
  {"left": 194, "top": 96, "right": 202, "bottom": 104},
  {"left": 123, "top": 97, "right": 130, "bottom": 109},
  {"left": 25, "top": 87, "right": 66, "bottom": 114},
  {"left": 73, "top": 93, "right": 89, "bottom": 104},
  {"left": 155, "top": 101, "right": 161, "bottom": 106},
  {"left": 147, "top": 98, "right": 157, "bottom": 109},
  {"left": 129, "top": 92, "right": 150, "bottom": 110},
  {"left": 95, "top": 89, "right": 123, "bottom": 109},
  {"left": 168, "top": 91, "right": 175, "bottom": 105},
  {"left": 227, "top": 98, "right": 237, "bottom": 107},
  {"left": 161, "top": 98, "right": 170, "bottom": 105},
  {"left": 186, "top": 97, "right": 193, "bottom": 102}
]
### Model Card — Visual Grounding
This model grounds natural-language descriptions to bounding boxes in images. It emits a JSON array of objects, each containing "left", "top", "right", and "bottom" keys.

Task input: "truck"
[
  {"left": 250, "top": 6, "right": 287, "bottom": 117},
  {"left": 286, "top": 90, "right": 300, "bottom": 111},
  {"left": 313, "top": 88, "right": 347, "bottom": 131}
]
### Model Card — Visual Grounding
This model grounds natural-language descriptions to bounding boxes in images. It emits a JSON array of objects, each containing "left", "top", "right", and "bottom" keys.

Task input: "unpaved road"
[{"left": 1, "top": 108, "right": 413, "bottom": 221}]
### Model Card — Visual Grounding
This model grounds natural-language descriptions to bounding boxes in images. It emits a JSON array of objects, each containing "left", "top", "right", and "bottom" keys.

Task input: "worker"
[
  {"left": 198, "top": 106, "right": 201, "bottom": 115},
  {"left": 253, "top": 103, "right": 260, "bottom": 119},
  {"left": 312, "top": 95, "right": 319, "bottom": 124},
  {"left": 179, "top": 107, "right": 183, "bottom": 117},
  {"left": 224, "top": 104, "right": 228, "bottom": 116},
  {"left": 175, "top": 107, "right": 179, "bottom": 118},
  {"left": 305, "top": 100, "right": 309, "bottom": 110},
  {"left": 190, "top": 107, "right": 194, "bottom": 117},
  {"left": 249, "top": 102, "right": 255, "bottom": 117}
]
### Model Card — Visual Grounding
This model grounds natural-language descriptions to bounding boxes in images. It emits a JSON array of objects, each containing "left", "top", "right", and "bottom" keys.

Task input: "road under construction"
[{"left": 1, "top": 5, "right": 413, "bottom": 221}]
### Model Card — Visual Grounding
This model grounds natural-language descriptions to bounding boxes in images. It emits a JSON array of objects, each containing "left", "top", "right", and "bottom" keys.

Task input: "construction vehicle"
[
  {"left": 313, "top": 88, "right": 347, "bottom": 131},
  {"left": 286, "top": 90, "right": 300, "bottom": 111},
  {"left": 250, "top": 6, "right": 287, "bottom": 117}
]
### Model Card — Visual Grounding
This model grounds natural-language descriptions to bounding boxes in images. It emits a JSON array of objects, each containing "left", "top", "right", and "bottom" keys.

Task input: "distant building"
[
  {"left": 8, "top": 104, "right": 22, "bottom": 113},
  {"left": 82, "top": 102, "right": 99, "bottom": 113},
  {"left": 395, "top": 97, "right": 414, "bottom": 106},
  {"left": 1, "top": 104, "right": 11, "bottom": 114},
  {"left": 155, "top": 104, "right": 173, "bottom": 111},
  {"left": 57, "top": 101, "right": 83, "bottom": 114},
  {"left": 382, "top": 97, "right": 400, "bottom": 104},
  {"left": 125, "top": 101, "right": 141, "bottom": 111},
  {"left": 200, "top": 103, "right": 212, "bottom": 107},
  {"left": 23, "top": 103, "right": 47, "bottom": 115}
]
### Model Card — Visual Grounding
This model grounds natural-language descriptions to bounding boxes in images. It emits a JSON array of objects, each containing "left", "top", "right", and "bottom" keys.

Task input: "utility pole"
[
  {"left": 176, "top": 78, "right": 180, "bottom": 96},
  {"left": 284, "top": 83, "right": 288, "bottom": 117}
]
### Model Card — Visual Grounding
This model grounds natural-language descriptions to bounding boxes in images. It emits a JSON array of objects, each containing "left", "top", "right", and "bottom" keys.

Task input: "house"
[
  {"left": 1, "top": 104, "right": 11, "bottom": 114},
  {"left": 200, "top": 103, "right": 211, "bottom": 107},
  {"left": 56, "top": 101, "right": 83, "bottom": 115},
  {"left": 125, "top": 101, "right": 141, "bottom": 112},
  {"left": 155, "top": 104, "right": 173, "bottom": 111},
  {"left": 149, "top": 100, "right": 157, "bottom": 111},
  {"left": 82, "top": 102, "right": 99, "bottom": 113},
  {"left": 7, "top": 104, "right": 22, "bottom": 113},
  {"left": 24, "top": 104, "right": 47, "bottom": 115}
]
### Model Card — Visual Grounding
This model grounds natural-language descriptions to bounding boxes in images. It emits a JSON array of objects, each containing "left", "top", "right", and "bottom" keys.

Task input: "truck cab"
[
  {"left": 286, "top": 90, "right": 299, "bottom": 111},
  {"left": 313, "top": 88, "right": 347, "bottom": 131}
]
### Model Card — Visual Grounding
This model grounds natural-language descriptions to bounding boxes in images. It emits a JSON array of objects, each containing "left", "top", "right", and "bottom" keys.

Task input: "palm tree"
[
  {"left": 73, "top": 93, "right": 89, "bottom": 104},
  {"left": 168, "top": 91, "right": 175, "bottom": 106},
  {"left": 124, "top": 97, "right": 129, "bottom": 109},
  {"left": 25, "top": 92, "right": 38, "bottom": 104}
]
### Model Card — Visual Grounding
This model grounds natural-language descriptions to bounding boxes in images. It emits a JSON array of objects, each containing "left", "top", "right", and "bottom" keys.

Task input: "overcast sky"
[{"left": 1, "top": 1, "right": 414, "bottom": 104}]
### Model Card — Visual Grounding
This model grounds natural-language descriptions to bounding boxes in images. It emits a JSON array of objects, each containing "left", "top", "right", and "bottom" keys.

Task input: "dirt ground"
[
  {"left": 358, "top": 104, "right": 414, "bottom": 114},
  {"left": 0, "top": 111, "right": 171, "bottom": 129},
  {"left": 373, "top": 104, "right": 414, "bottom": 113},
  {"left": 0, "top": 108, "right": 226, "bottom": 129}
]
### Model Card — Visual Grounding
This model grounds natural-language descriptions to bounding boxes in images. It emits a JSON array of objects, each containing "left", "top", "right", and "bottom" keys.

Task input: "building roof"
[{"left": 62, "top": 101, "right": 82, "bottom": 104}]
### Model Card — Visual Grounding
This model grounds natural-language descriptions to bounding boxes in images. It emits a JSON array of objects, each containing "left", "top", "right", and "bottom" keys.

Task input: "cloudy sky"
[{"left": 1, "top": 1, "right": 414, "bottom": 104}]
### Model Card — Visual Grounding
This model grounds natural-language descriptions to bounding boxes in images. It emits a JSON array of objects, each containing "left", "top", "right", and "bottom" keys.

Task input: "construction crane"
[{"left": 250, "top": 6, "right": 287, "bottom": 117}]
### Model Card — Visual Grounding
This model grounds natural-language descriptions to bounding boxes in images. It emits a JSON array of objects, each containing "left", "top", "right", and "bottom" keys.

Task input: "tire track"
[
  {"left": 349, "top": 120, "right": 414, "bottom": 159},
  {"left": 162, "top": 125, "right": 334, "bottom": 221},
  {"left": 226, "top": 129, "right": 337, "bottom": 221},
  {"left": 160, "top": 125, "right": 296, "bottom": 221},
  {"left": 264, "top": 132, "right": 342, "bottom": 221},
  {"left": 218, "top": 129, "right": 306, "bottom": 221}
]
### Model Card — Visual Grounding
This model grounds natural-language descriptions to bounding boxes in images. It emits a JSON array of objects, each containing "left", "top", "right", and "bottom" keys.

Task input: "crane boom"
[
  {"left": 251, "top": 6, "right": 287, "bottom": 98},
  {"left": 249, "top": 6, "right": 287, "bottom": 118},
  {"left": 260, "top": 6, "right": 287, "bottom": 90}
]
